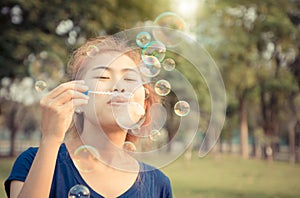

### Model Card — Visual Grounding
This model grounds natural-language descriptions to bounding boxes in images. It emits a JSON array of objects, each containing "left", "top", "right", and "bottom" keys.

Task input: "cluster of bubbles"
[
  {"left": 99, "top": 12, "right": 191, "bottom": 153},
  {"left": 66, "top": 11, "right": 225, "bottom": 174},
  {"left": 135, "top": 12, "right": 190, "bottom": 118}
]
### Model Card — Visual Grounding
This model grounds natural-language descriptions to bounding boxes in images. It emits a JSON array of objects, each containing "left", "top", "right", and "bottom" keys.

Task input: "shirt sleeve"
[
  {"left": 160, "top": 173, "right": 173, "bottom": 198},
  {"left": 4, "top": 147, "right": 38, "bottom": 197}
]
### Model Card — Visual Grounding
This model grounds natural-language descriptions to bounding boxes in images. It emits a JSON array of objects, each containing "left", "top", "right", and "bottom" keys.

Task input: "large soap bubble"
[{"left": 71, "top": 26, "right": 226, "bottom": 172}]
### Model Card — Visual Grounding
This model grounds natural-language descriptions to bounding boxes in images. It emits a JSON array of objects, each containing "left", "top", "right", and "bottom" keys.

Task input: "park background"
[{"left": 0, "top": 0, "right": 300, "bottom": 197}]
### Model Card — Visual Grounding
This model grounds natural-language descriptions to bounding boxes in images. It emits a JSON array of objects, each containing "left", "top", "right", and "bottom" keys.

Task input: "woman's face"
[{"left": 81, "top": 51, "right": 146, "bottom": 130}]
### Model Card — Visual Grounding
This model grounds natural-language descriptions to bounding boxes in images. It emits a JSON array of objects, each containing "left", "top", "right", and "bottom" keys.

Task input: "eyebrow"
[
  {"left": 92, "top": 66, "right": 139, "bottom": 73},
  {"left": 92, "top": 66, "right": 111, "bottom": 71}
]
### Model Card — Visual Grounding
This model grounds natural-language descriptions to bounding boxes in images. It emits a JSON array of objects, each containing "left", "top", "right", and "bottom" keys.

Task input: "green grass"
[
  {"left": 1, "top": 154, "right": 300, "bottom": 198},
  {"left": 0, "top": 157, "right": 14, "bottom": 198},
  {"left": 162, "top": 154, "right": 300, "bottom": 198}
]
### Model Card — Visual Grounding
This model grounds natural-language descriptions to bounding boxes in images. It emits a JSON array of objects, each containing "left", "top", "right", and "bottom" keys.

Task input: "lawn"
[
  {"left": 162, "top": 154, "right": 300, "bottom": 198},
  {"left": 1, "top": 153, "right": 300, "bottom": 198}
]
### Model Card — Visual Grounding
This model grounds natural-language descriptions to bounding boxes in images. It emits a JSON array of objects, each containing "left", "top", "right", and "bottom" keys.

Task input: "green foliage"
[
  {"left": 196, "top": 0, "right": 300, "bottom": 141},
  {"left": 0, "top": 0, "right": 170, "bottom": 78}
]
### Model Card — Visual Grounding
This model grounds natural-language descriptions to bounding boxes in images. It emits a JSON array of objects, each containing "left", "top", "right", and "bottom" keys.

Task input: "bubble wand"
[{"left": 83, "top": 91, "right": 133, "bottom": 97}]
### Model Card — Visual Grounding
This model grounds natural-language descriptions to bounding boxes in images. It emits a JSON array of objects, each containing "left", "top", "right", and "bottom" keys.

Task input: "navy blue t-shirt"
[{"left": 5, "top": 144, "right": 172, "bottom": 198}]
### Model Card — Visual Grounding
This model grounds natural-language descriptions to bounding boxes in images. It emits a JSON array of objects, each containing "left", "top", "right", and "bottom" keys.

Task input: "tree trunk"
[
  {"left": 288, "top": 120, "right": 296, "bottom": 163},
  {"left": 288, "top": 94, "right": 299, "bottom": 163},
  {"left": 219, "top": 136, "right": 223, "bottom": 153},
  {"left": 239, "top": 96, "right": 248, "bottom": 159},
  {"left": 259, "top": 86, "right": 279, "bottom": 161},
  {"left": 9, "top": 128, "right": 17, "bottom": 157},
  {"left": 8, "top": 103, "right": 18, "bottom": 157}
]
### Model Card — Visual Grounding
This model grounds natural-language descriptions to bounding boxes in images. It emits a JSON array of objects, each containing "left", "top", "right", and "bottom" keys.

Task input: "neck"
[
  {"left": 65, "top": 119, "right": 139, "bottom": 172},
  {"left": 81, "top": 119, "right": 134, "bottom": 165},
  {"left": 81, "top": 119, "right": 126, "bottom": 148}
]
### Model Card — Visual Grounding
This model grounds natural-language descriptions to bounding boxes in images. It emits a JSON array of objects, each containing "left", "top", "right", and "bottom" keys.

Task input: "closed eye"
[
  {"left": 94, "top": 76, "right": 110, "bottom": 80},
  {"left": 124, "top": 78, "right": 137, "bottom": 81}
]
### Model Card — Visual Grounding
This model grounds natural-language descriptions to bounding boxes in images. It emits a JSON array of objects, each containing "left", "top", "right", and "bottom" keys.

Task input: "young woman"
[{"left": 5, "top": 36, "right": 173, "bottom": 198}]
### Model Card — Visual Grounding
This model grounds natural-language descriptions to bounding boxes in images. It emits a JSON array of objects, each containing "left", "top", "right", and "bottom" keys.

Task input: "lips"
[{"left": 107, "top": 96, "right": 129, "bottom": 106}]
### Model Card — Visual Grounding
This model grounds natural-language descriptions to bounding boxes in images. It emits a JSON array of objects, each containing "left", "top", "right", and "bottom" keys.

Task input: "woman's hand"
[{"left": 40, "top": 80, "right": 89, "bottom": 144}]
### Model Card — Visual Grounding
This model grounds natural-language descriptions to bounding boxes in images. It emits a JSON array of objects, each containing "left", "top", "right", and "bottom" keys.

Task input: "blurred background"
[{"left": 0, "top": 0, "right": 300, "bottom": 197}]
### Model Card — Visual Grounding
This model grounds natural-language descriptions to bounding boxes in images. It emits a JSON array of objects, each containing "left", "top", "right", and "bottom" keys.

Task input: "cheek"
[
  {"left": 83, "top": 78, "right": 97, "bottom": 92},
  {"left": 85, "top": 79, "right": 106, "bottom": 91},
  {"left": 132, "top": 87, "right": 145, "bottom": 106},
  {"left": 83, "top": 95, "right": 106, "bottom": 114}
]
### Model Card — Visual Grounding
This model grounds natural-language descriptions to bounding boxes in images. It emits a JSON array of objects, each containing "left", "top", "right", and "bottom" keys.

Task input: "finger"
[
  {"left": 52, "top": 90, "right": 89, "bottom": 106},
  {"left": 62, "top": 98, "right": 89, "bottom": 112},
  {"left": 47, "top": 80, "right": 88, "bottom": 99}
]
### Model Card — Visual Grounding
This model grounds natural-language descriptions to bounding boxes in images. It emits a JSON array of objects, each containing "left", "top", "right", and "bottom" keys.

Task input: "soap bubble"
[
  {"left": 142, "top": 41, "right": 166, "bottom": 62},
  {"left": 139, "top": 55, "right": 161, "bottom": 77},
  {"left": 123, "top": 141, "right": 136, "bottom": 152},
  {"left": 149, "top": 130, "right": 161, "bottom": 141},
  {"left": 68, "top": 184, "right": 90, "bottom": 198},
  {"left": 114, "top": 102, "right": 145, "bottom": 130},
  {"left": 73, "top": 145, "right": 100, "bottom": 173},
  {"left": 35, "top": 80, "right": 47, "bottom": 92},
  {"left": 136, "top": 31, "right": 151, "bottom": 48},
  {"left": 162, "top": 58, "right": 176, "bottom": 71},
  {"left": 28, "top": 51, "right": 64, "bottom": 88},
  {"left": 153, "top": 12, "right": 186, "bottom": 47},
  {"left": 174, "top": 101, "right": 190, "bottom": 116},
  {"left": 154, "top": 12, "right": 185, "bottom": 30},
  {"left": 131, "top": 103, "right": 167, "bottom": 137},
  {"left": 154, "top": 79, "right": 171, "bottom": 96},
  {"left": 86, "top": 45, "right": 99, "bottom": 57}
]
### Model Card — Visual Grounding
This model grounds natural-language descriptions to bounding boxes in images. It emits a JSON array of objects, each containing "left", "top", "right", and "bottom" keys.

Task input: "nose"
[
  {"left": 113, "top": 88, "right": 125, "bottom": 92},
  {"left": 111, "top": 75, "right": 126, "bottom": 93}
]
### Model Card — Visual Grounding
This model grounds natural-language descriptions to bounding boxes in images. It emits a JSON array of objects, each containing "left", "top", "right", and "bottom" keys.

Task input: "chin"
[{"left": 98, "top": 119, "right": 122, "bottom": 131}]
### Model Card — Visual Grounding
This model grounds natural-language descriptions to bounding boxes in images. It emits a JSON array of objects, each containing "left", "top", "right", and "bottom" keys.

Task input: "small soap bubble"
[
  {"left": 153, "top": 12, "right": 186, "bottom": 47},
  {"left": 139, "top": 56, "right": 161, "bottom": 77},
  {"left": 28, "top": 51, "right": 64, "bottom": 88},
  {"left": 142, "top": 41, "right": 166, "bottom": 62},
  {"left": 149, "top": 130, "right": 161, "bottom": 141},
  {"left": 174, "top": 101, "right": 190, "bottom": 116},
  {"left": 154, "top": 80, "right": 171, "bottom": 96},
  {"left": 68, "top": 184, "right": 90, "bottom": 198},
  {"left": 35, "top": 80, "right": 47, "bottom": 92},
  {"left": 73, "top": 145, "right": 100, "bottom": 173},
  {"left": 162, "top": 58, "right": 176, "bottom": 71},
  {"left": 114, "top": 102, "right": 145, "bottom": 130},
  {"left": 154, "top": 12, "right": 185, "bottom": 30},
  {"left": 86, "top": 45, "right": 99, "bottom": 57},
  {"left": 123, "top": 141, "right": 137, "bottom": 152},
  {"left": 136, "top": 32, "right": 151, "bottom": 48}
]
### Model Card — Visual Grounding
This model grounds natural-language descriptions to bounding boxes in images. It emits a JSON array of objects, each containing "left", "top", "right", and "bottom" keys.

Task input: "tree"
[
  {"left": 0, "top": 0, "right": 171, "bottom": 155},
  {"left": 195, "top": 0, "right": 300, "bottom": 160}
]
